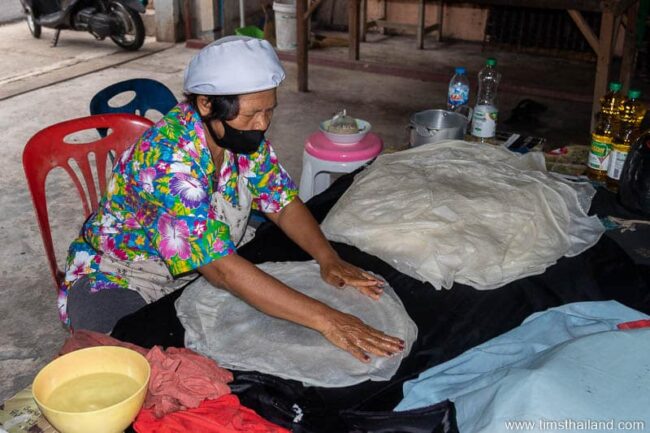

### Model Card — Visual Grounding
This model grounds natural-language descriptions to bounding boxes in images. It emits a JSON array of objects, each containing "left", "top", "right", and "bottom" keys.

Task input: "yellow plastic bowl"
[{"left": 32, "top": 346, "right": 150, "bottom": 433}]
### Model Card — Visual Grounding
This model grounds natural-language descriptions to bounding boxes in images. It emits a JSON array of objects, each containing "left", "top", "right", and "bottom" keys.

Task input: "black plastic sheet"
[{"left": 114, "top": 170, "right": 650, "bottom": 433}]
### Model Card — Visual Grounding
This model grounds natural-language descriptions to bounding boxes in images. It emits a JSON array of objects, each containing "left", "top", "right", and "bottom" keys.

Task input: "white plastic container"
[{"left": 273, "top": 1, "right": 297, "bottom": 51}]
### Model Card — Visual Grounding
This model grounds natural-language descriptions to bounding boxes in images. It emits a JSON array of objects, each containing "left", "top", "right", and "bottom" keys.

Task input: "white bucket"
[{"left": 273, "top": 1, "right": 297, "bottom": 51}]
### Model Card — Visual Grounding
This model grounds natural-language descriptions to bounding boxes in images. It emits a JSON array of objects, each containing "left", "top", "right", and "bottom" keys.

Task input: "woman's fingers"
[
  {"left": 346, "top": 343, "right": 371, "bottom": 363},
  {"left": 322, "top": 312, "right": 405, "bottom": 362},
  {"left": 352, "top": 330, "right": 404, "bottom": 358},
  {"left": 356, "top": 284, "right": 383, "bottom": 300},
  {"left": 324, "top": 261, "right": 385, "bottom": 298},
  {"left": 360, "top": 328, "right": 405, "bottom": 353}
]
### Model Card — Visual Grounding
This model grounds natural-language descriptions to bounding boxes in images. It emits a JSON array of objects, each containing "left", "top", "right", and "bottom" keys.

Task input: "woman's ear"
[{"left": 196, "top": 95, "right": 212, "bottom": 117}]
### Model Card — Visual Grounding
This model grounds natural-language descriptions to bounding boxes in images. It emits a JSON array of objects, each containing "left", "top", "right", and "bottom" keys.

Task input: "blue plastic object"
[{"left": 90, "top": 78, "right": 177, "bottom": 120}]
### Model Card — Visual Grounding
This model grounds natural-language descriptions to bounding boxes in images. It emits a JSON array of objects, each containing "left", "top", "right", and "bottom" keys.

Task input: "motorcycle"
[{"left": 19, "top": 0, "right": 146, "bottom": 51}]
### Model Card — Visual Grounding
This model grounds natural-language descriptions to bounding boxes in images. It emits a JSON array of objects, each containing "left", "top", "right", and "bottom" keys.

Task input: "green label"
[
  {"left": 588, "top": 139, "right": 612, "bottom": 171},
  {"left": 590, "top": 139, "right": 610, "bottom": 157}
]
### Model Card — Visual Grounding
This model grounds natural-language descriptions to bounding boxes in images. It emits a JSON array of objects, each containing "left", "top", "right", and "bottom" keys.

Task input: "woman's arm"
[
  {"left": 265, "top": 198, "right": 384, "bottom": 299},
  {"left": 198, "top": 255, "right": 404, "bottom": 362}
]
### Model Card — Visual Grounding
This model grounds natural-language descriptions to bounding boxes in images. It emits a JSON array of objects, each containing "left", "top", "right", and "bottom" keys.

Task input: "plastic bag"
[{"left": 619, "top": 131, "right": 650, "bottom": 216}]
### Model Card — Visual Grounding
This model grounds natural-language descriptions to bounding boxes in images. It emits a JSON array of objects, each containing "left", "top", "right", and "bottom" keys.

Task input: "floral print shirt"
[{"left": 58, "top": 103, "right": 298, "bottom": 325}]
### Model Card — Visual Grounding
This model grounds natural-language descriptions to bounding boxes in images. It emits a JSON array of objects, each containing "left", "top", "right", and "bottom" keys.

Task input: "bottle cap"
[
  {"left": 608, "top": 82, "right": 622, "bottom": 92},
  {"left": 486, "top": 58, "right": 497, "bottom": 66},
  {"left": 628, "top": 89, "right": 641, "bottom": 99},
  {"left": 455, "top": 67, "right": 466, "bottom": 74}
]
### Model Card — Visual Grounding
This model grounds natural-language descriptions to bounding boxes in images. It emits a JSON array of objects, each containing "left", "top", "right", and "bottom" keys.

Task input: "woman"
[{"left": 60, "top": 36, "right": 404, "bottom": 362}]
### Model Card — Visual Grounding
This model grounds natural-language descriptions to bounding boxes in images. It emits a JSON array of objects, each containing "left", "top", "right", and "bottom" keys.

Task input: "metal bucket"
[{"left": 409, "top": 109, "right": 470, "bottom": 147}]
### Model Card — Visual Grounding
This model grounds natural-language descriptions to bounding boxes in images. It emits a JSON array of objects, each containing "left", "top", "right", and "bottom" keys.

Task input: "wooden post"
[
  {"left": 620, "top": 1, "right": 639, "bottom": 92},
  {"left": 361, "top": 0, "right": 367, "bottom": 42},
  {"left": 297, "top": 0, "right": 308, "bottom": 92},
  {"left": 567, "top": 10, "right": 600, "bottom": 54},
  {"left": 436, "top": 1, "right": 444, "bottom": 42},
  {"left": 349, "top": 0, "right": 360, "bottom": 60},
  {"left": 592, "top": 9, "right": 615, "bottom": 129},
  {"left": 417, "top": 0, "right": 425, "bottom": 49}
]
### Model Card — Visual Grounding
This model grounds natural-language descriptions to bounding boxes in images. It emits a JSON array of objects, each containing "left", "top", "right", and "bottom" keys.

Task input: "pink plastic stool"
[{"left": 298, "top": 131, "right": 383, "bottom": 201}]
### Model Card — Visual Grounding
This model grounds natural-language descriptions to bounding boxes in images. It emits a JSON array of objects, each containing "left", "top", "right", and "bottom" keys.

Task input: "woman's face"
[
  {"left": 198, "top": 88, "right": 277, "bottom": 138},
  {"left": 230, "top": 88, "right": 277, "bottom": 131}
]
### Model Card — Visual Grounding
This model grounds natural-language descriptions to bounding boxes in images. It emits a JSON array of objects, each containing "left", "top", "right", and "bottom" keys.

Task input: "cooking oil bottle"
[
  {"left": 587, "top": 82, "right": 625, "bottom": 181},
  {"left": 600, "top": 82, "right": 626, "bottom": 119},
  {"left": 607, "top": 89, "right": 647, "bottom": 191}
]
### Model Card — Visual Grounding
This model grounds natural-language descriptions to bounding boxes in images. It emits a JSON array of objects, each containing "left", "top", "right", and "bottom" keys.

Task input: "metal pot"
[{"left": 409, "top": 109, "right": 471, "bottom": 147}]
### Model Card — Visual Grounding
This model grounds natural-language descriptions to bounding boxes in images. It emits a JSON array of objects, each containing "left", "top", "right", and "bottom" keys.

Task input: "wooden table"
[{"left": 296, "top": 0, "right": 640, "bottom": 127}]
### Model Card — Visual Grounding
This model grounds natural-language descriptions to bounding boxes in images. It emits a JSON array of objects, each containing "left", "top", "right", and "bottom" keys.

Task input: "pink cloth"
[
  {"left": 144, "top": 346, "right": 233, "bottom": 418},
  {"left": 58, "top": 330, "right": 233, "bottom": 418}
]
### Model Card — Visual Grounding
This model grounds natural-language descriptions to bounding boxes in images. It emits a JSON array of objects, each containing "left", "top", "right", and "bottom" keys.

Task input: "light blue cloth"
[{"left": 396, "top": 301, "right": 650, "bottom": 433}]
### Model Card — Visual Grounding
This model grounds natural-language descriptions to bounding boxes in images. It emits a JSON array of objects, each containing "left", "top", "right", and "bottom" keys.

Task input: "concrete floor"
[{"left": 0, "top": 19, "right": 605, "bottom": 402}]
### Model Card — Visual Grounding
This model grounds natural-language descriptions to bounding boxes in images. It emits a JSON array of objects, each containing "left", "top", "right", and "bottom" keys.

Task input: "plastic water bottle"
[
  {"left": 447, "top": 67, "right": 470, "bottom": 111},
  {"left": 471, "top": 58, "right": 501, "bottom": 143}
]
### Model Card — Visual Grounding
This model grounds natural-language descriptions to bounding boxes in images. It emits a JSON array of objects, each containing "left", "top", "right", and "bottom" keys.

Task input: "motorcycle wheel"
[
  {"left": 109, "top": 1, "right": 145, "bottom": 51},
  {"left": 25, "top": 7, "right": 41, "bottom": 39}
]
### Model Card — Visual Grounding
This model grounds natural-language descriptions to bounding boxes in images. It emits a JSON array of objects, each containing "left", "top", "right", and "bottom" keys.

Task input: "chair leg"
[
  {"left": 299, "top": 153, "right": 315, "bottom": 202},
  {"left": 51, "top": 29, "right": 61, "bottom": 47},
  {"left": 313, "top": 171, "right": 332, "bottom": 196}
]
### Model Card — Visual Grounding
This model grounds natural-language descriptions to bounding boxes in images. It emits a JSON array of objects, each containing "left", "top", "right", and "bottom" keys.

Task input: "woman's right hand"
[{"left": 320, "top": 310, "right": 405, "bottom": 363}]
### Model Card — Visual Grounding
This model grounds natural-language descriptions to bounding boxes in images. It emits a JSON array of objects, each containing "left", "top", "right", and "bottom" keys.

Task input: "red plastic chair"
[{"left": 22, "top": 114, "right": 153, "bottom": 290}]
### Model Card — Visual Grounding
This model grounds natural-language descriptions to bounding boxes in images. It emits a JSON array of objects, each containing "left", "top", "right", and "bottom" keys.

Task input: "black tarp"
[{"left": 115, "top": 170, "right": 650, "bottom": 433}]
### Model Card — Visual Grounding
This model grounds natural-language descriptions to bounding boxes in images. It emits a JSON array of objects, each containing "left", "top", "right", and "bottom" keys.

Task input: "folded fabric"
[
  {"left": 396, "top": 301, "right": 650, "bottom": 433},
  {"left": 58, "top": 330, "right": 233, "bottom": 418},
  {"left": 321, "top": 140, "right": 605, "bottom": 290},
  {"left": 176, "top": 260, "right": 417, "bottom": 388},
  {"left": 145, "top": 346, "right": 233, "bottom": 418},
  {"left": 133, "top": 395, "right": 289, "bottom": 433}
]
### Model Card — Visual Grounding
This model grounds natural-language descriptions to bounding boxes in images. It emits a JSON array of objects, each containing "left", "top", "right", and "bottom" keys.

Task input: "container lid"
[
  {"left": 486, "top": 58, "right": 497, "bottom": 66},
  {"left": 273, "top": 1, "right": 296, "bottom": 12},
  {"left": 608, "top": 82, "right": 622, "bottom": 92},
  {"left": 628, "top": 89, "right": 642, "bottom": 99},
  {"left": 455, "top": 67, "right": 466, "bottom": 74}
]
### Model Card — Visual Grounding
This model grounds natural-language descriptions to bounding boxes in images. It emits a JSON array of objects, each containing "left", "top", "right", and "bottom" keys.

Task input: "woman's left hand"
[{"left": 319, "top": 256, "right": 384, "bottom": 300}]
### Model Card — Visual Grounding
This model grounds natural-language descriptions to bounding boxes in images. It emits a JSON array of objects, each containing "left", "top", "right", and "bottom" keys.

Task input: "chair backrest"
[
  {"left": 89, "top": 78, "right": 178, "bottom": 118},
  {"left": 22, "top": 113, "right": 154, "bottom": 290}
]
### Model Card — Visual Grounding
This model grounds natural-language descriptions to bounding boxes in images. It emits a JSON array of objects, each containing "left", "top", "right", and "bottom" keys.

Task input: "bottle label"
[
  {"left": 587, "top": 137, "right": 612, "bottom": 171},
  {"left": 471, "top": 105, "right": 498, "bottom": 138},
  {"left": 448, "top": 83, "right": 469, "bottom": 109},
  {"left": 606, "top": 148, "right": 629, "bottom": 180}
]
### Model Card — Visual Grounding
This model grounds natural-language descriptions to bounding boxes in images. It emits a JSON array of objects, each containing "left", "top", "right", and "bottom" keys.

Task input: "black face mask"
[{"left": 204, "top": 118, "right": 264, "bottom": 155}]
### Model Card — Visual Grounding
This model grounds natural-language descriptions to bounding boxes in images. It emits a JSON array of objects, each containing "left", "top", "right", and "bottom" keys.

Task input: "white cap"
[{"left": 183, "top": 36, "right": 286, "bottom": 95}]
